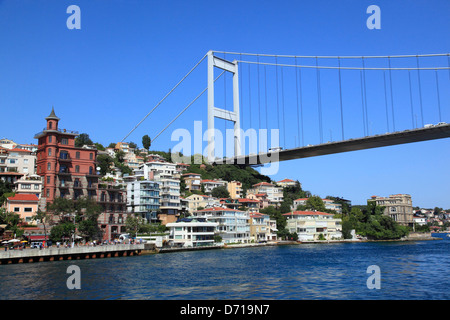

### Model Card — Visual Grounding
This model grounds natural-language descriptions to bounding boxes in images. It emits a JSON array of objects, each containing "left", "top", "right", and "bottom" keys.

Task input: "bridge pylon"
[{"left": 207, "top": 50, "right": 241, "bottom": 163}]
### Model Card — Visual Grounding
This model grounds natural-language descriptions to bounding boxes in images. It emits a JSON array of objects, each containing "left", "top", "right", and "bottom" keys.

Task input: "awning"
[{"left": 27, "top": 235, "right": 49, "bottom": 241}]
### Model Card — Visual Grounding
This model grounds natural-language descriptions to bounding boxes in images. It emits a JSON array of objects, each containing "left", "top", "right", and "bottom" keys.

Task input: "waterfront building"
[
  {"left": 126, "top": 177, "right": 160, "bottom": 224},
  {"left": 166, "top": 217, "right": 217, "bottom": 247},
  {"left": 193, "top": 207, "right": 250, "bottom": 244},
  {"left": 97, "top": 180, "right": 128, "bottom": 240},
  {"left": 227, "top": 180, "right": 243, "bottom": 199},
  {"left": 3, "top": 194, "right": 39, "bottom": 224},
  {"left": 182, "top": 173, "right": 202, "bottom": 193},
  {"left": 201, "top": 179, "right": 228, "bottom": 195},
  {"left": 34, "top": 108, "right": 99, "bottom": 205},
  {"left": 283, "top": 211, "right": 342, "bottom": 241},
  {"left": 249, "top": 212, "right": 271, "bottom": 242},
  {"left": 247, "top": 182, "right": 283, "bottom": 206},
  {"left": 369, "top": 194, "right": 414, "bottom": 226}
]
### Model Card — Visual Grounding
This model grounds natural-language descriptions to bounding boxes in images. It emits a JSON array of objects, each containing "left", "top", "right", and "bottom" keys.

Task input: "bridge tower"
[{"left": 207, "top": 50, "right": 241, "bottom": 163}]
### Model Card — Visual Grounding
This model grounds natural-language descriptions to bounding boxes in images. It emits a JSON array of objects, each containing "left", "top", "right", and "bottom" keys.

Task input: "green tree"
[
  {"left": 305, "top": 196, "right": 326, "bottom": 212},
  {"left": 97, "top": 154, "right": 114, "bottom": 175},
  {"left": 75, "top": 133, "right": 94, "bottom": 147},
  {"left": 211, "top": 186, "right": 230, "bottom": 198},
  {"left": 142, "top": 135, "right": 151, "bottom": 151},
  {"left": 126, "top": 214, "right": 147, "bottom": 238}
]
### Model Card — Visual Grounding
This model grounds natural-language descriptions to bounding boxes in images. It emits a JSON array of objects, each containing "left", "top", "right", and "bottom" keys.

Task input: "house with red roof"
[{"left": 3, "top": 194, "right": 39, "bottom": 224}]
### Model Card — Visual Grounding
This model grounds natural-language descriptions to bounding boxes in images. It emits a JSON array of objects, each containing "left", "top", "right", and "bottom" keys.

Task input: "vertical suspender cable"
[
  {"left": 408, "top": 70, "right": 415, "bottom": 128},
  {"left": 257, "top": 54, "right": 261, "bottom": 132},
  {"left": 240, "top": 54, "right": 244, "bottom": 130},
  {"left": 360, "top": 71, "right": 367, "bottom": 136},
  {"left": 295, "top": 57, "right": 301, "bottom": 146},
  {"left": 224, "top": 52, "right": 227, "bottom": 135},
  {"left": 299, "top": 66, "right": 304, "bottom": 146},
  {"left": 338, "top": 57, "right": 344, "bottom": 140},
  {"left": 435, "top": 69, "right": 442, "bottom": 123},
  {"left": 388, "top": 57, "right": 396, "bottom": 132},
  {"left": 383, "top": 72, "right": 390, "bottom": 132},
  {"left": 416, "top": 55, "right": 424, "bottom": 127},
  {"left": 316, "top": 57, "right": 323, "bottom": 143},
  {"left": 362, "top": 57, "right": 369, "bottom": 135},
  {"left": 248, "top": 63, "right": 252, "bottom": 130},
  {"left": 264, "top": 65, "right": 268, "bottom": 130},
  {"left": 275, "top": 56, "right": 280, "bottom": 134},
  {"left": 281, "top": 66, "right": 286, "bottom": 147}
]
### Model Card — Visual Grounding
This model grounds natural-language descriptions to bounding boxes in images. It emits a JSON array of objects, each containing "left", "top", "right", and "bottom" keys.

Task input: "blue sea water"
[{"left": 0, "top": 235, "right": 449, "bottom": 300}]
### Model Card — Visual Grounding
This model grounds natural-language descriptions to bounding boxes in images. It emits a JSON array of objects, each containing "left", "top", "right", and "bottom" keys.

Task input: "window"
[
  {"left": 49, "top": 122, "right": 53, "bottom": 129},
  {"left": 75, "top": 165, "right": 80, "bottom": 173},
  {"left": 24, "top": 159, "right": 28, "bottom": 164},
  {"left": 47, "top": 163, "right": 51, "bottom": 170},
  {"left": 61, "top": 138, "right": 68, "bottom": 145},
  {"left": 90, "top": 153, "right": 93, "bottom": 160},
  {"left": 46, "top": 189, "right": 50, "bottom": 197},
  {"left": 14, "top": 207, "right": 20, "bottom": 212},
  {"left": 47, "top": 176, "right": 50, "bottom": 183},
  {"left": 24, "top": 208, "right": 32, "bottom": 212},
  {"left": 76, "top": 152, "right": 80, "bottom": 159},
  {"left": 21, "top": 184, "right": 31, "bottom": 189},
  {"left": 60, "top": 151, "right": 69, "bottom": 159},
  {"left": 48, "top": 148, "right": 52, "bottom": 156},
  {"left": 48, "top": 136, "right": 52, "bottom": 143}
]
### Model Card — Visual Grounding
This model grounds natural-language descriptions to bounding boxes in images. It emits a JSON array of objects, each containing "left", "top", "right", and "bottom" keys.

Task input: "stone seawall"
[{"left": 0, "top": 243, "right": 147, "bottom": 264}]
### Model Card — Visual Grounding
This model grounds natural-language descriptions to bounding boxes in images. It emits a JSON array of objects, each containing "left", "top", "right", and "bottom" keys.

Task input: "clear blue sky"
[{"left": 0, "top": 0, "right": 449, "bottom": 208}]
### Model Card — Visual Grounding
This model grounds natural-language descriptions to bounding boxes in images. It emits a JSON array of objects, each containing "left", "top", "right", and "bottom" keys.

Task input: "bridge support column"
[{"left": 207, "top": 50, "right": 241, "bottom": 163}]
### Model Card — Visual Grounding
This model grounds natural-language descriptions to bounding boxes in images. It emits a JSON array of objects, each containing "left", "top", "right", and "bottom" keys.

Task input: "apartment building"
[
  {"left": 185, "top": 194, "right": 220, "bottom": 212},
  {"left": 14, "top": 174, "right": 42, "bottom": 198},
  {"left": 167, "top": 217, "right": 217, "bottom": 247},
  {"left": 201, "top": 179, "right": 228, "bottom": 195},
  {"left": 97, "top": 180, "right": 128, "bottom": 240},
  {"left": 283, "top": 211, "right": 342, "bottom": 241},
  {"left": 247, "top": 182, "right": 283, "bottom": 206},
  {"left": 193, "top": 207, "right": 250, "bottom": 244},
  {"left": 0, "top": 146, "right": 36, "bottom": 182},
  {"left": 227, "top": 180, "right": 243, "bottom": 199},
  {"left": 126, "top": 177, "right": 160, "bottom": 223},
  {"left": 369, "top": 194, "right": 414, "bottom": 226},
  {"left": 182, "top": 173, "right": 202, "bottom": 192},
  {"left": 249, "top": 212, "right": 271, "bottom": 242},
  {"left": 276, "top": 178, "right": 298, "bottom": 188},
  {"left": 34, "top": 108, "right": 99, "bottom": 204},
  {"left": 140, "top": 161, "right": 180, "bottom": 218}
]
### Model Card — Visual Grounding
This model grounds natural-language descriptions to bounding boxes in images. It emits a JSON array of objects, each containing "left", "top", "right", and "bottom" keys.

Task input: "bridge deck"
[{"left": 216, "top": 124, "right": 450, "bottom": 165}]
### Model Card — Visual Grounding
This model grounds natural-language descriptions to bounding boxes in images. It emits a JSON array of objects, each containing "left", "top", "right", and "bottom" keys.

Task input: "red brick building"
[
  {"left": 34, "top": 109, "right": 130, "bottom": 241},
  {"left": 34, "top": 108, "right": 99, "bottom": 204}
]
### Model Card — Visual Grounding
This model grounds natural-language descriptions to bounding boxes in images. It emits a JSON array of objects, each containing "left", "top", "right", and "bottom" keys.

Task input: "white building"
[
  {"left": 247, "top": 182, "right": 283, "bottom": 206},
  {"left": 193, "top": 207, "right": 250, "bottom": 244},
  {"left": 167, "top": 217, "right": 218, "bottom": 247},
  {"left": 126, "top": 177, "right": 160, "bottom": 223},
  {"left": 283, "top": 211, "right": 342, "bottom": 241},
  {"left": 201, "top": 179, "right": 228, "bottom": 195},
  {"left": 140, "top": 161, "right": 180, "bottom": 216}
]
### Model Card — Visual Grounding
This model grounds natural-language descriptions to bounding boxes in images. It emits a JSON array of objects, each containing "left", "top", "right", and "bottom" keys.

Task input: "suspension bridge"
[{"left": 121, "top": 50, "right": 450, "bottom": 165}]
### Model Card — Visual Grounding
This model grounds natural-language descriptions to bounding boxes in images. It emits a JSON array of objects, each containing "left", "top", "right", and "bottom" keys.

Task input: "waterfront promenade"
[{"left": 0, "top": 243, "right": 148, "bottom": 264}]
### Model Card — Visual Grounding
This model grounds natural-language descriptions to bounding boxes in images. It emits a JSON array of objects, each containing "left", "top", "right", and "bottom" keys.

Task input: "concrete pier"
[{"left": 0, "top": 243, "right": 149, "bottom": 264}]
